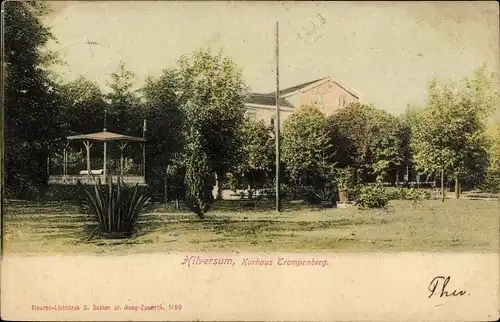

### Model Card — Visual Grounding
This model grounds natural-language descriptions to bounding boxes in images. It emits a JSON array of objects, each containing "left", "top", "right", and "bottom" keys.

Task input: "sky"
[{"left": 43, "top": 1, "right": 499, "bottom": 115}]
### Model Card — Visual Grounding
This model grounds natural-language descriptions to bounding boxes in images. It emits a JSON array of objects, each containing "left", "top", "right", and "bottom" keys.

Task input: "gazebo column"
[
  {"left": 63, "top": 142, "right": 70, "bottom": 176},
  {"left": 140, "top": 142, "right": 146, "bottom": 179},
  {"left": 117, "top": 142, "right": 128, "bottom": 177},
  {"left": 83, "top": 141, "right": 93, "bottom": 178},
  {"left": 103, "top": 140, "right": 107, "bottom": 179},
  {"left": 63, "top": 147, "right": 66, "bottom": 176}
]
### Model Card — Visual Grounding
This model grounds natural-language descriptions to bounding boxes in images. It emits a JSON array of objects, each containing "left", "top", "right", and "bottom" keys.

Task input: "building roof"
[
  {"left": 266, "top": 76, "right": 361, "bottom": 100},
  {"left": 67, "top": 131, "right": 146, "bottom": 142},
  {"left": 246, "top": 93, "right": 295, "bottom": 108},
  {"left": 267, "top": 77, "right": 329, "bottom": 97}
]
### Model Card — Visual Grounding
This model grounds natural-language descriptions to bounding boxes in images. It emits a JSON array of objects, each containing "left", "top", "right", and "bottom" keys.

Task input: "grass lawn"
[{"left": 3, "top": 198, "right": 499, "bottom": 255}]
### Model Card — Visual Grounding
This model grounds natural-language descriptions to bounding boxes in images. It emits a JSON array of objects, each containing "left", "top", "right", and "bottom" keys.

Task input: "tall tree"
[
  {"left": 235, "top": 118, "right": 275, "bottom": 195},
  {"left": 105, "top": 61, "right": 143, "bottom": 136},
  {"left": 141, "top": 69, "right": 184, "bottom": 200},
  {"left": 482, "top": 121, "right": 500, "bottom": 192},
  {"left": 4, "top": 1, "right": 65, "bottom": 197},
  {"left": 282, "top": 106, "right": 333, "bottom": 188},
  {"left": 410, "top": 66, "right": 497, "bottom": 200},
  {"left": 60, "top": 76, "right": 107, "bottom": 135},
  {"left": 327, "top": 102, "right": 406, "bottom": 183},
  {"left": 101, "top": 62, "right": 145, "bottom": 174},
  {"left": 177, "top": 49, "right": 248, "bottom": 217}
]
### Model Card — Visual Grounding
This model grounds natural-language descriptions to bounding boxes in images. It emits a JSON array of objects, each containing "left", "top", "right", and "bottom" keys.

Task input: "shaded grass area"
[{"left": 3, "top": 199, "right": 499, "bottom": 255}]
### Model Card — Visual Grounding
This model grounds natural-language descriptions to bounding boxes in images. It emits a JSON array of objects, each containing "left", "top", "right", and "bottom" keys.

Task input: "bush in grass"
[
  {"left": 405, "top": 188, "right": 421, "bottom": 207},
  {"left": 304, "top": 185, "right": 337, "bottom": 204},
  {"left": 43, "top": 181, "right": 87, "bottom": 201},
  {"left": 184, "top": 149, "right": 214, "bottom": 219},
  {"left": 386, "top": 187, "right": 432, "bottom": 206},
  {"left": 347, "top": 185, "right": 361, "bottom": 202},
  {"left": 386, "top": 187, "right": 406, "bottom": 200},
  {"left": 481, "top": 169, "right": 500, "bottom": 193},
  {"left": 83, "top": 176, "right": 151, "bottom": 239},
  {"left": 356, "top": 183, "right": 389, "bottom": 209}
]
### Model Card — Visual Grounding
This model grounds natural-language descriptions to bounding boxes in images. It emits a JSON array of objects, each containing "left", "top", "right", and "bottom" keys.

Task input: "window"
[
  {"left": 270, "top": 117, "right": 275, "bottom": 126},
  {"left": 338, "top": 96, "right": 346, "bottom": 106},
  {"left": 245, "top": 111, "right": 257, "bottom": 120},
  {"left": 314, "top": 92, "right": 324, "bottom": 106}
]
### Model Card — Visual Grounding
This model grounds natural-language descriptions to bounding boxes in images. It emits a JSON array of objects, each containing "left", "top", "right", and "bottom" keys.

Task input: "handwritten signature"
[{"left": 428, "top": 276, "right": 468, "bottom": 298}]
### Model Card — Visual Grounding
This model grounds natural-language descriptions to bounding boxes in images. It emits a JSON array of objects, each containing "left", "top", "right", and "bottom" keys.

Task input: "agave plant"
[
  {"left": 305, "top": 186, "right": 336, "bottom": 201},
  {"left": 84, "top": 176, "right": 150, "bottom": 239},
  {"left": 314, "top": 186, "right": 336, "bottom": 201}
]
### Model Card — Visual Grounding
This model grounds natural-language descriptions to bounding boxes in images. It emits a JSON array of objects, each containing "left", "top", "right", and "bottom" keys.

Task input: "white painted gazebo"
[{"left": 48, "top": 129, "right": 146, "bottom": 185}]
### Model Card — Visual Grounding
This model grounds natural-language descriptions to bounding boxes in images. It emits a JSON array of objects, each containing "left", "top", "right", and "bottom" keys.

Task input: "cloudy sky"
[{"left": 44, "top": 1, "right": 499, "bottom": 115}]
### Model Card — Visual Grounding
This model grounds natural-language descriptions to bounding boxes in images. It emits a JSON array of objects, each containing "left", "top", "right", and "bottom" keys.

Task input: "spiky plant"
[
  {"left": 314, "top": 186, "right": 336, "bottom": 201},
  {"left": 84, "top": 176, "right": 150, "bottom": 239}
]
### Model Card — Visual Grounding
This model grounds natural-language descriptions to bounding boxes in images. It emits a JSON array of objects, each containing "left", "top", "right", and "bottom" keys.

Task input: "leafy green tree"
[
  {"left": 410, "top": 66, "right": 497, "bottom": 200},
  {"left": 282, "top": 106, "right": 333, "bottom": 188},
  {"left": 183, "top": 134, "right": 213, "bottom": 218},
  {"left": 105, "top": 61, "right": 144, "bottom": 136},
  {"left": 177, "top": 49, "right": 248, "bottom": 217},
  {"left": 481, "top": 121, "right": 500, "bottom": 192},
  {"left": 327, "top": 102, "right": 407, "bottom": 183},
  {"left": 141, "top": 69, "right": 184, "bottom": 201},
  {"left": 4, "top": 1, "right": 66, "bottom": 197},
  {"left": 98, "top": 62, "right": 146, "bottom": 175},
  {"left": 60, "top": 76, "right": 107, "bottom": 134},
  {"left": 235, "top": 118, "right": 275, "bottom": 196}
]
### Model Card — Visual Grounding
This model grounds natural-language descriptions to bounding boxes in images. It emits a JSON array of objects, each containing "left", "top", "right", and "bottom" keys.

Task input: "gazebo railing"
[{"left": 48, "top": 174, "right": 146, "bottom": 185}]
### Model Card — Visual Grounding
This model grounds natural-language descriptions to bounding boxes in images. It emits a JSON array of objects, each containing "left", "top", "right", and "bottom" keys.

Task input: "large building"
[{"left": 244, "top": 76, "right": 361, "bottom": 126}]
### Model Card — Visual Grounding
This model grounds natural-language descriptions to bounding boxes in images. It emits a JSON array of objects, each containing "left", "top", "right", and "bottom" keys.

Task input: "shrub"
[
  {"left": 386, "top": 187, "right": 407, "bottom": 200},
  {"left": 356, "top": 183, "right": 389, "bottom": 209},
  {"left": 481, "top": 169, "right": 500, "bottom": 193},
  {"left": 83, "top": 176, "right": 150, "bottom": 239},
  {"left": 335, "top": 167, "right": 356, "bottom": 191},
  {"left": 387, "top": 187, "right": 432, "bottom": 206},
  {"left": 184, "top": 150, "right": 214, "bottom": 219},
  {"left": 348, "top": 185, "right": 361, "bottom": 201},
  {"left": 43, "top": 181, "right": 87, "bottom": 201},
  {"left": 405, "top": 188, "right": 431, "bottom": 207},
  {"left": 307, "top": 186, "right": 336, "bottom": 202}
]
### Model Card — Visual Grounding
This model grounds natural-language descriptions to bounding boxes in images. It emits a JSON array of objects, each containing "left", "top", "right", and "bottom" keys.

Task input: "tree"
[
  {"left": 410, "top": 66, "right": 497, "bottom": 200},
  {"left": 327, "top": 102, "right": 407, "bottom": 183},
  {"left": 177, "top": 49, "right": 248, "bottom": 217},
  {"left": 282, "top": 106, "right": 333, "bottom": 189},
  {"left": 105, "top": 61, "right": 143, "bottom": 136},
  {"left": 235, "top": 118, "right": 275, "bottom": 196},
  {"left": 100, "top": 62, "right": 145, "bottom": 176},
  {"left": 60, "top": 76, "right": 107, "bottom": 135},
  {"left": 140, "top": 69, "right": 184, "bottom": 201},
  {"left": 4, "top": 1, "right": 66, "bottom": 197},
  {"left": 482, "top": 121, "right": 500, "bottom": 192},
  {"left": 396, "top": 110, "right": 413, "bottom": 184}
]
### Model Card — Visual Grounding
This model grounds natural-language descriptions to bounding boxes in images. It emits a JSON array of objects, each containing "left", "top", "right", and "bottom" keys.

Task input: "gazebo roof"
[{"left": 67, "top": 131, "right": 146, "bottom": 142}]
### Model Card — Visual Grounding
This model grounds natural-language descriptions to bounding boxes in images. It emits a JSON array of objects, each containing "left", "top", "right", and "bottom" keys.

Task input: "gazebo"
[{"left": 48, "top": 129, "right": 146, "bottom": 185}]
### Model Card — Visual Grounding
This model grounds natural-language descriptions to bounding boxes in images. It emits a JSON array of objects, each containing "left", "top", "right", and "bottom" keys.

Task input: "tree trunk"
[
  {"left": 441, "top": 169, "right": 445, "bottom": 202},
  {"left": 164, "top": 175, "right": 168, "bottom": 204},
  {"left": 455, "top": 174, "right": 460, "bottom": 199},
  {"left": 214, "top": 172, "right": 222, "bottom": 200}
]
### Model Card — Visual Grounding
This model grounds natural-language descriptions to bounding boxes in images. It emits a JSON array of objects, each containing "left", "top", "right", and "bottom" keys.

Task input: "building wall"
[
  {"left": 298, "top": 79, "right": 358, "bottom": 116},
  {"left": 245, "top": 78, "right": 360, "bottom": 125},
  {"left": 245, "top": 105, "right": 295, "bottom": 126}
]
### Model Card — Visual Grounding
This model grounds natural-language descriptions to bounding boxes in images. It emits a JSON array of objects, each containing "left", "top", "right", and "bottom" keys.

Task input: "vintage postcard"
[{"left": 1, "top": 1, "right": 499, "bottom": 321}]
